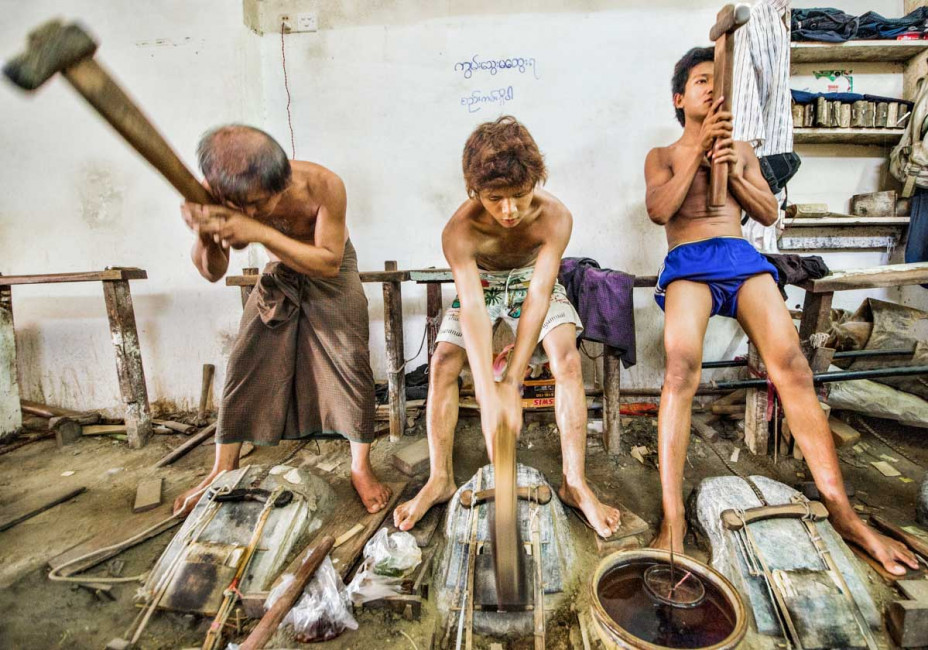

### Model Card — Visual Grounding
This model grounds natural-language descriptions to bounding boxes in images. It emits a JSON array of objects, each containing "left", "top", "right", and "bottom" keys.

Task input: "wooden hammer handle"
[
  {"left": 63, "top": 58, "right": 213, "bottom": 205},
  {"left": 239, "top": 535, "right": 335, "bottom": 650},
  {"left": 721, "top": 500, "right": 829, "bottom": 531}
]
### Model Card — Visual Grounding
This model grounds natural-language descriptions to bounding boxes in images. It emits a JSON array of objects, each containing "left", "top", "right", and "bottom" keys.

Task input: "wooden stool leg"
[
  {"left": 744, "top": 342, "right": 769, "bottom": 456},
  {"left": 383, "top": 261, "right": 406, "bottom": 442},
  {"left": 0, "top": 281, "right": 22, "bottom": 441},
  {"left": 102, "top": 280, "right": 152, "bottom": 448},
  {"left": 426, "top": 283, "right": 442, "bottom": 366},
  {"left": 799, "top": 291, "right": 834, "bottom": 353},
  {"left": 602, "top": 345, "right": 622, "bottom": 456},
  {"left": 240, "top": 267, "right": 259, "bottom": 308}
]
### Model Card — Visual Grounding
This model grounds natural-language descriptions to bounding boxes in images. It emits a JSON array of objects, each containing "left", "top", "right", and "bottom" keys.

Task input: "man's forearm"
[
  {"left": 192, "top": 236, "right": 229, "bottom": 282},
  {"left": 504, "top": 292, "right": 549, "bottom": 383},
  {"left": 459, "top": 304, "right": 497, "bottom": 400},
  {"left": 262, "top": 230, "right": 342, "bottom": 277},
  {"left": 730, "top": 175, "right": 778, "bottom": 226}
]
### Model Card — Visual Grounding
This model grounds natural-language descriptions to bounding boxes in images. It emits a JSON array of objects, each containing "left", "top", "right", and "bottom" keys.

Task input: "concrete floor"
[{"left": 0, "top": 408, "right": 925, "bottom": 649}]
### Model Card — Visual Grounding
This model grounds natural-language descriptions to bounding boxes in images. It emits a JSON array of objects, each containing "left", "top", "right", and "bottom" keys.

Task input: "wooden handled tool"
[
  {"left": 461, "top": 484, "right": 552, "bottom": 509},
  {"left": 708, "top": 4, "right": 750, "bottom": 208},
  {"left": 4, "top": 20, "right": 213, "bottom": 205},
  {"left": 491, "top": 422, "right": 527, "bottom": 610},
  {"left": 721, "top": 500, "right": 829, "bottom": 531},
  {"left": 239, "top": 535, "right": 335, "bottom": 650}
]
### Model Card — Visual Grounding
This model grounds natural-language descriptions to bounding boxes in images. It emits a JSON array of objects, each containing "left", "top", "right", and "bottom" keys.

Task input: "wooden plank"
[
  {"left": 49, "top": 417, "right": 82, "bottom": 447},
  {"left": 744, "top": 344, "right": 769, "bottom": 456},
  {"left": 154, "top": 423, "right": 216, "bottom": 467},
  {"left": 383, "top": 261, "right": 406, "bottom": 442},
  {"left": 889, "top": 600, "right": 928, "bottom": 647},
  {"left": 48, "top": 504, "right": 180, "bottom": 576},
  {"left": 153, "top": 420, "right": 196, "bottom": 434},
  {"left": 196, "top": 363, "right": 215, "bottom": 425},
  {"left": 830, "top": 418, "right": 861, "bottom": 447},
  {"left": 133, "top": 478, "right": 163, "bottom": 513},
  {"left": 391, "top": 437, "right": 430, "bottom": 476},
  {"left": 0, "top": 279, "right": 22, "bottom": 442},
  {"left": 793, "top": 127, "right": 904, "bottom": 146},
  {"left": 799, "top": 291, "right": 834, "bottom": 343},
  {"left": 102, "top": 280, "right": 152, "bottom": 449},
  {"left": 426, "top": 282, "right": 442, "bottom": 365},
  {"left": 0, "top": 268, "right": 148, "bottom": 286},
  {"left": 82, "top": 424, "right": 128, "bottom": 436},
  {"left": 271, "top": 480, "right": 408, "bottom": 585},
  {"left": 784, "top": 216, "right": 910, "bottom": 227},
  {"left": 791, "top": 40, "right": 928, "bottom": 64},
  {"left": 239, "top": 267, "right": 259, "bottom": 308},
  {"left": 898, "top": 579, "right": 928, "bottom": 603},
  {"left": 226, "top": 269, "right": 413, "bottom": 286},
  {"left": 0, "top": 485, "right": 86, "bottom": 532},
  {"left": 691, "top": 414, "right": 720, "bottom": 442},
  {"left": 410, "top": 268, "right": 660, "bottom": 288},
  {"left": 804, "top": 262, "right": 928, "bottom": 293},
  {"left": 602, "top": 345, "right": 622, "bottom": 455}
]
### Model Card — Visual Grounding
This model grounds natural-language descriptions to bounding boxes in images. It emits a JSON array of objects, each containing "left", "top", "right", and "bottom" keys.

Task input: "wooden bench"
[
  {"left": 0, "top": 268, "right": 152, "bottom": 448},
  {"left": 739, "top": 261, "right": 928, "bottom": 456},
  {"left": 226, "top": 264, "right": 658, "bottom": 456}
]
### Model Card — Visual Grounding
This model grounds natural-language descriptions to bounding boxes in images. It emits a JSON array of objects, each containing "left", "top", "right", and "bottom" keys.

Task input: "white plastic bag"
[
  {"left": 265, "top": 555, "right": 357, "bottom": 643},
  {"left": 364, "top": 527, "right": 422, "bottom": 577},
  {"left": 345, "top": 528, "right": 422, "bottom": 605}
]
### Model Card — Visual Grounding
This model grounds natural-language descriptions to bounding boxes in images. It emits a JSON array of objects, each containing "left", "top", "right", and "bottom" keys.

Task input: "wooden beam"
[
  {"left": 239, "top": 267, "right": 258, "bottom": 307},
  {"left": 383, "top": 261, "right": 406, "bottom": 442},
  {"left": 0, "top": 278, "right": 22, "bottom": 442},
  {"left": 426, "top": 282, "right": 442, "bottom": 365},
  {"left": 803, "top": 262, "right": 928, "bottom": 293},
  {"left": 0, "top": 268, "right": 147, "bottom": 286},
  {"left": 0, "top": 485, "right": 86, "bottom": 532},
  {"left": 102, "top": 280, "right": 152, "bottom": 449},
  {"left": 799, "top": 291, "right": 834, "bottom": 343},
  {"left": 602, "top": 345, "right": 622, "bottom": 455},
  {"left": 154, "top": 423, "right": 216, "bottom": 467},
  {"left": 744, "top": 343, "right": 769, "bottom": 456}
]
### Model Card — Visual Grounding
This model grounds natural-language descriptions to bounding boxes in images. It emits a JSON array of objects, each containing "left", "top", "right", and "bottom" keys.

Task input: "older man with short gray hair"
[{"left": 174, "top": 124, "right": 391, "bottom": 515}]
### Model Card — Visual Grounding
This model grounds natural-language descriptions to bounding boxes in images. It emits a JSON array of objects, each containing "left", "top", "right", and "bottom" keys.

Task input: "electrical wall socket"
[
  {"left": 296, "top": 12, "right": 318, "bottom": 32},
  {"left": 279, "top": 12, "right": 318, "bottom": 33}
]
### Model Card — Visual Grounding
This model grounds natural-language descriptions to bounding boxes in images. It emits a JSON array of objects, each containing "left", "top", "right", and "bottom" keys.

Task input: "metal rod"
[
  {"left": 702, "top": 347, "right": 915, "bottom": 369},
  {"left": 711, "top": 365, "right": 928, "bottom": 390}
]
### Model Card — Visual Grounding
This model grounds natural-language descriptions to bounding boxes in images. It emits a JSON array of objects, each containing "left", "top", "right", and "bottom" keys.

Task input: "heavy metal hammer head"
[
  {"left": 709, "top": 3, "right": 751, "bottom": 42},
  {"left": 3, "top": 19, "right": 97, "bottom": 91}
]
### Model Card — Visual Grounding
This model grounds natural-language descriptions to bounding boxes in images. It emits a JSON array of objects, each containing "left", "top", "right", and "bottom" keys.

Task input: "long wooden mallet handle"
[
  {"left": 4, "top": 20, "right": 212, "bottom": 205},
  {"left": 708, "top": 4, "right": 750, "bottom": 208},
  {"left": 239, "top": 535, "right": 336, "bottom": 650}
]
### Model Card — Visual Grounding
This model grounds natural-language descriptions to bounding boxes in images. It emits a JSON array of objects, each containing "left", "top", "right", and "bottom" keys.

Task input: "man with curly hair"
[{"left": 393, "top": 116, "right": 621, "bottom": 538}]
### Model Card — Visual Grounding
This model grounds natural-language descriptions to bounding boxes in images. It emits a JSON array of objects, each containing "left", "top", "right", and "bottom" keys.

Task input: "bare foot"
[
  {"left": 832, "top": 517, "right": 918, "bottom": 576},
  {"left": 559, "top": 481, "right": 621, "bottom": 539},
  {"left": 172, "top": 473, "right": 217, "bottom": 517},
  {"left": 351, "top": 465, "right": 392, "bottom": 514},
  {"left": 393, "top": 476, "right": 457, "bottom": 531},
  {"left": 650, "top": 517, "right": 686, "bottom": 553}
]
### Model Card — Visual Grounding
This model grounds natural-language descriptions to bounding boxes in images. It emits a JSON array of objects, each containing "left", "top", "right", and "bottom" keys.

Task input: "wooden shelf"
[
  {"left": 791, "top": 40, "right": 928, "bottom": 64},
  {"left": 794, "top": 127, "right": 904, "bottom": 145},
  {"left": 784, "top": 216, "right": 910, "bottom": 227}
]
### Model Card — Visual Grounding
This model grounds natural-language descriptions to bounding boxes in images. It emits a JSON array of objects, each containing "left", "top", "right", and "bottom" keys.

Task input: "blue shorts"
[{"left": 654, "top": 237, "right": 779, "bottom": 319}]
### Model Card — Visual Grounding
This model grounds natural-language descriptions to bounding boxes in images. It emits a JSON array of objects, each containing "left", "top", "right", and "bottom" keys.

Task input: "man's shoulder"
[{"left": 292, "top": 160, "right": 344, "bottom": 193}]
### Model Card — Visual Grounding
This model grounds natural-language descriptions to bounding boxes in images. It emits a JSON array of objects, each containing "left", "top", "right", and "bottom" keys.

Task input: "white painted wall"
[{"left": 0, "top": 0, "right": 924, "bottom": 414}]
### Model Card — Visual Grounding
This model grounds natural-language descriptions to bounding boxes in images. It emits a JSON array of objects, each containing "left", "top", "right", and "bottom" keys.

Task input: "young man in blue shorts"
[{"left": 644, "top": 47, "right": 916, "bottom": 575}]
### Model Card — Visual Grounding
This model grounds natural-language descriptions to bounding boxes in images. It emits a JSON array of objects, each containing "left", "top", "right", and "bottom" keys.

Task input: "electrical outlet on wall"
[
  {"left": 279, "top": 12, "right": 318, "bottom": 33},
  {"left": 296, "top": 12, "right": 318, "bottom": 32}
]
